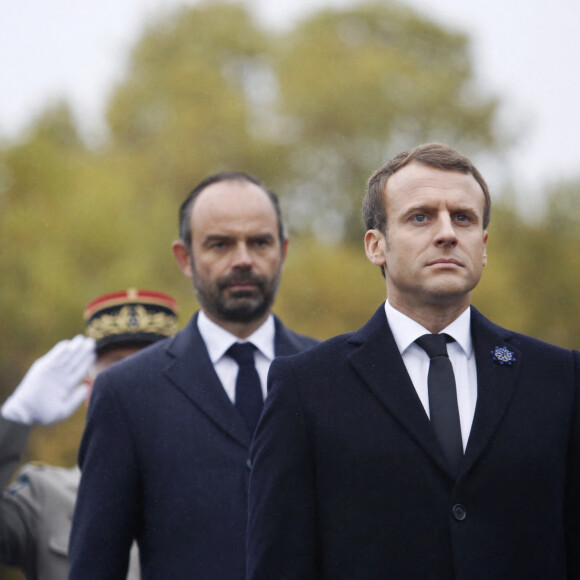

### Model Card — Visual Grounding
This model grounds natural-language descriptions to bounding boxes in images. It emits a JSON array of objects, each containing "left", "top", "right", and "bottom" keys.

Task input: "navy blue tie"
[
  {"left": 415, "top": 334, "right": 463, "bottom": 476},
  {"left": 227, "top": 343, "right": 263, "bottom": 435}
]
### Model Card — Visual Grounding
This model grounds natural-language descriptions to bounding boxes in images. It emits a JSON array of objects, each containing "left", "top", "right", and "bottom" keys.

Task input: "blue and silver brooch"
[{"left": 491, "top": 346, "right": 516, "bottom": 366}]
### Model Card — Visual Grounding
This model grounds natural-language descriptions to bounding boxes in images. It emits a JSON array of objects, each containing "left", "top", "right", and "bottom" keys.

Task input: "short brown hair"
[{"left": 363, "top": 143, "right": 491, "bottom": 233}]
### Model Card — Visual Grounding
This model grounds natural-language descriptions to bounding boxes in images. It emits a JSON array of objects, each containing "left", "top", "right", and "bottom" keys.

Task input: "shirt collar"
[
  {"left": 197, "top": 310, "right": 276, "bottom": 363},
  {"left": 385, "top": 300, "right": 473, "bottom": 358}
]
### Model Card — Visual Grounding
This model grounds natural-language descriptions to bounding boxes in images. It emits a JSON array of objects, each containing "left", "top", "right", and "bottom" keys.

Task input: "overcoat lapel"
[
  {"left": 347, "top": 305, "right": 523, "bottom": 479},
  {"left": 347, "top": 306, "right": 452, "bottom": 476},
  {"left": 163, "top": 314, "right": 251, "bottom": 448},
  {"left": 160, "top": 314, "right": 309, "bottom": 449},
  {"left": 461, "top": 307, "right": 522, "bottom": 474}
]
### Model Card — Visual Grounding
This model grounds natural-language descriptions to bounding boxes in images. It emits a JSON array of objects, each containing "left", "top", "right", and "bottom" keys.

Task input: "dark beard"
[{"left": 193, "top": 269, "right": 281, "bottom": 324}]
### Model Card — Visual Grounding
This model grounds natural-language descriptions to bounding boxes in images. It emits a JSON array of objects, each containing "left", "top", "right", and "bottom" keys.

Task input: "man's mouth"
[
  {"left": 427, "top": 258, "right": 463, "bottom": 268},
  {"left": 220, "top": 274, "right": 264, "bottom": 293},
  {"left": 228, "top": 282, "right": 257, "bottom": 290}
]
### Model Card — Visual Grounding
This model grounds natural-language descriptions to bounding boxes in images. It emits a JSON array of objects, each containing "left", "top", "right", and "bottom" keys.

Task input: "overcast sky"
[{"left": 1, "top": 0, "right": 579, "bottom": 212}]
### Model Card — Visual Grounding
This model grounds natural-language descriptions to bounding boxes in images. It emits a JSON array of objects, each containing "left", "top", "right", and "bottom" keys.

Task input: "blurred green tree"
[
  {"left": 104, "top": 0, "right": 504, "bottom": 240},
  {"left": 471, "top": 179, "right": 580, "bottom": 349},
  {"left": 2, "top": 4, "right": 570, "bottom": 579},
  {"left": 106, "top": 1, "right": 286, "bottom": 198},
  {"left": 3, "top": 0, "right": 578, "bottom": 500},
  {"left": 271, "top": 2, "right": 503, "bottom": 240}
]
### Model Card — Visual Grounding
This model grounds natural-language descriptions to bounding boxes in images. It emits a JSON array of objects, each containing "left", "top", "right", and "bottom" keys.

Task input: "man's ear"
[
  {"left": 172, "top": 240, "right": 193, "bottom": 278},
  {"left": 482, "top": 230, "right": 488, "bottom": 267},
  {"left": 364, "top": 229, "right": 387, "bottom": 269},
  {"left": 280, "top": 237, "right": 289, "bottom": 266}
]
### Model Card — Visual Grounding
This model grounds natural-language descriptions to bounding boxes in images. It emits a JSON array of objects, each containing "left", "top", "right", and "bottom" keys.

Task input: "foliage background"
[{"left": 1, "top": 1, "right": 580, "bottom": 577}]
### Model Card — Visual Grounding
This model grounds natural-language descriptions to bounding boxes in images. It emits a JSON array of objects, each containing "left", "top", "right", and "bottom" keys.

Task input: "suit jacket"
[
  {"left": 247, "top": 305, "right": 580, "bottom": 580},
  {"left": 0, "top": 418, "right": 141, "bottom": 580},
  {"left": 69, "top": 313, "right": 317, "bottom": 580}
]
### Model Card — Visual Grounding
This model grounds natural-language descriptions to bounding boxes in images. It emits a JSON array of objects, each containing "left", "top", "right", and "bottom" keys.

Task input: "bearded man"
[{"left": 69, "top": 173, "right": 318, "bottom": 580}]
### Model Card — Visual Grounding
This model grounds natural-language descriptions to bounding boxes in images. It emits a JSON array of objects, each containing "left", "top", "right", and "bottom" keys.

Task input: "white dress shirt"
[
  {"left": 197, "top": 310, "right": 275, "bottom": 403},
  {"left": 385, "top": 301, "right": 478, "bottom": 449}
]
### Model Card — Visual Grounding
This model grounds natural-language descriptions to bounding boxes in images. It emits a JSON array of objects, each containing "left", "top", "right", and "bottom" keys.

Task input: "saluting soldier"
[{"left": 0, "top": 289, "right": 178, "bottom": 580}]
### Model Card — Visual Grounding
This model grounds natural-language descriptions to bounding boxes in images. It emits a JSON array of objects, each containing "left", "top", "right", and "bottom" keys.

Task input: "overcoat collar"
[
  {"left": 347, "top": 304, "right": 522, "bottom": 480},
  {"left": 161, "top": 312, "right": 299, "bottom": 449}
]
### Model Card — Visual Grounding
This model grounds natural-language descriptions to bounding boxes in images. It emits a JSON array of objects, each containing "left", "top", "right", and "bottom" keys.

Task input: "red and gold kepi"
[{"left": 84, "top": 289, "right": 179, "bottom": 354}]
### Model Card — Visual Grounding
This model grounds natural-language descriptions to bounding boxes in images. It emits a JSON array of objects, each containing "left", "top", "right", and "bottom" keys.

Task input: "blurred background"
[{"left": 1, "top": 0, "right": 579, "bottom": 575}]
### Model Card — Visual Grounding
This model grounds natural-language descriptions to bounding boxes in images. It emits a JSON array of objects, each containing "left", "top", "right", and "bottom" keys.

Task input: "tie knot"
[
  {"left": 226, "top": 342, "right": 256, "bottom": 366},
  {"left": 415, "top": 334, "right": 453, "bottom": 359}
]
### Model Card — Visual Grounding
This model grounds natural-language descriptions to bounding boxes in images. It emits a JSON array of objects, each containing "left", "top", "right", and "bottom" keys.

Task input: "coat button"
[
  {"left": 246, "top": 458, "right": 252, "bottom": 469},
  {"left": 452, "top": 504, "right": 467, "bottom": 521}
]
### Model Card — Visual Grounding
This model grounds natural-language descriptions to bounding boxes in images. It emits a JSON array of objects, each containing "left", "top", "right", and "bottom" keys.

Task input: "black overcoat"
[
  {"left": 69, "top": 313, "right": 318, "bottom": 579},
  {"left": 248, "top": 305, "right": 580, "bottom": 579}
]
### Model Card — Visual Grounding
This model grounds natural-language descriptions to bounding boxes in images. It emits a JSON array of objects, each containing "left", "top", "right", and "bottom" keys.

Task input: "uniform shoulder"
[{"left": 8, "top": 463, "right": 79, "bottom": 496}]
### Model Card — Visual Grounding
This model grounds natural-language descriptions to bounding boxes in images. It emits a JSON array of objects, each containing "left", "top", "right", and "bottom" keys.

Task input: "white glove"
[{"left": 1, "top": 335, "right": 96, "bottom": 426}]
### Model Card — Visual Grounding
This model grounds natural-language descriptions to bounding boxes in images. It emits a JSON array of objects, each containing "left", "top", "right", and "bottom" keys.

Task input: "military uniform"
[
  {"left": 0, "top": 417, "right": 140, "bottom": 580},
  {"left": 0, "top": 289, "right": 177, "bottom": 579}
]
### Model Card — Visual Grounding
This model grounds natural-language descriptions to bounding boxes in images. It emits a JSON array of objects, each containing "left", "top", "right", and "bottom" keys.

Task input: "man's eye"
[
  {"left": 411, "top": 214, "right": 428, "bottom": 223},
  {"left": 248, "top": 237, "right": 274, "bottom": 249},
  {"left": 455, "top": 215, "right": 471, "bottom": 223}
]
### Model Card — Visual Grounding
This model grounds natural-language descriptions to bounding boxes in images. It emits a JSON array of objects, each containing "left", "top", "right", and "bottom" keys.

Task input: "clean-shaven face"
[{"left": 371, "top": 162, "right": 488, "bottom": 312}]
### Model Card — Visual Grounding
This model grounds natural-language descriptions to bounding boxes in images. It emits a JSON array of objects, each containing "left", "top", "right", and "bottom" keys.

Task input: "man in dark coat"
[
  {"left": 69, "top": 172, "right": 318, "bottom": 579},
  {"left": 247, "top": 143, "right": 580, "bottom": 579}
]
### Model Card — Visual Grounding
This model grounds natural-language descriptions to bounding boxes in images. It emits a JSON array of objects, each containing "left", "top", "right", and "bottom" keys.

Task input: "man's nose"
[
  {"left": 232, "top": 243, "right": 253, "bottom": 267},
  {"left": 434, "top": 215, "right": 458, "bottom": 246}
]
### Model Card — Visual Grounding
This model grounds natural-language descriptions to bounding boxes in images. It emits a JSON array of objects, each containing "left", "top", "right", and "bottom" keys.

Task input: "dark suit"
[
  {"left": 247, "top": 305, "right": 580, "bottom": 579},
  {"left": 69, "top": 313, "right": 317, "bottom": 580}
]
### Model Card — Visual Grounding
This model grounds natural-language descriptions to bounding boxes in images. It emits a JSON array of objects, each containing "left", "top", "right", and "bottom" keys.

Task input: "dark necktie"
[
  {"left": 415, "top": 333, "right": 463, "bottom": 475},
  {"left": 226, "top": 343, "right": 263, "bottom": 435}
]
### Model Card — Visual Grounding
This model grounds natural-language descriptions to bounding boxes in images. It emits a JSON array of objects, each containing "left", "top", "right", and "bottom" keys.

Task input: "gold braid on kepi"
[{"left": 84, "top": 289, "right": 179, "bottom": 355}]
